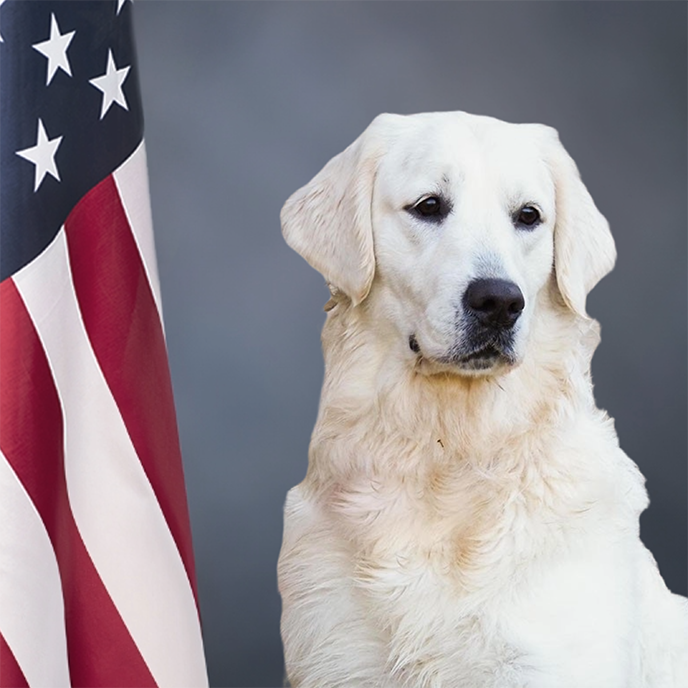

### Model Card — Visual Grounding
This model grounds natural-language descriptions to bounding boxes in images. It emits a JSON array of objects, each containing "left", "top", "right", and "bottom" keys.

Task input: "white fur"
[{"left": 278, "top": 112, "right": 688, "bottom": 688}]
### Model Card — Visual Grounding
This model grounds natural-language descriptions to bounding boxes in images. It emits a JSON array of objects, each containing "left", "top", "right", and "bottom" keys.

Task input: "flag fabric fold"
[{"left": 0, "top": 2, "right": 208, "bottom": 685}]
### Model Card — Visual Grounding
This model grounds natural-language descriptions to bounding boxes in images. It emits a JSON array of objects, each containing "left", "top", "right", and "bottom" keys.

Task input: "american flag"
[{"left": 0, "top": 1, "right": 208, "bottom": 685}]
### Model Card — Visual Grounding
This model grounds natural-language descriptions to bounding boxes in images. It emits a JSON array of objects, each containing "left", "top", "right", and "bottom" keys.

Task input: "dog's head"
[{"left": 281, "top": 112, "right": 615, "bottom": 377}]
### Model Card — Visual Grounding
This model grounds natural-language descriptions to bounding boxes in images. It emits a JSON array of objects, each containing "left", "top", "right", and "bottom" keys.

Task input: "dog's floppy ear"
[
  {"left": 280, "top": 115, "right": 395, "bottom": 306},
  {"left": 547, "top": 131, "right": 616, "bottom": 318}
]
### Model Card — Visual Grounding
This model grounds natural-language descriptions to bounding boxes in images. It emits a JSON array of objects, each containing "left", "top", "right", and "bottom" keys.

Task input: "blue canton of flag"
[{"left": 1, "top": 0, "right": 142, "bottom": 278}]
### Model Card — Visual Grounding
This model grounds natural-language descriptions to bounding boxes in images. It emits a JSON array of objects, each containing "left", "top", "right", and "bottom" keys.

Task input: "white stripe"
[
  {"left": 112, "top": 141, "right": 164, "bottom": 323},
  {"left": 0, "top": 449, "right": 71, "bottom": 688},
  {"left": 14, "top": 231, "right": 208, "bottom": 688}
]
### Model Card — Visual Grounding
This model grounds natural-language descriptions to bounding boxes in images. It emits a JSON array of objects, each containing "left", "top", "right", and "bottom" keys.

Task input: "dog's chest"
[
  {"left": 323, "top": 461, "right": 636, "bottom": 686},
  {"left": 331, "top": 456, "right": 591, "bottom": 591}
]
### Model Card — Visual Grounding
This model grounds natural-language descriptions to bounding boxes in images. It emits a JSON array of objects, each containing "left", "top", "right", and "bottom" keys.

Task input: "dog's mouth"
[
  {"left": 410, "top": 335, "right": 517, "bottom": 375},
  {"left": 458, "top": 344, "right": 503, "bottom": 367}
]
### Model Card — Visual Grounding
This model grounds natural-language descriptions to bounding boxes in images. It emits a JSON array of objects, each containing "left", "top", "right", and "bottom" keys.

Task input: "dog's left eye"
[
  {"left": 407, "top": 196, "right": 448, "bottom": 222},
  {"left": 514, "top": 205, "right": 541, "bottom": 228}
]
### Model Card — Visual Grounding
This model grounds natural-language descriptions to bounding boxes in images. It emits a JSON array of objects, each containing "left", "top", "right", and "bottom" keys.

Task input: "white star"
[
  {"left": 0, "top": 0, "right": 7, "bottom": 43},
  {"left": 16, "top": 119, "right": 63, "bottom": 192},
  {"left": 89, "top": 49, "right": 131, "bottom": 120},
  {"left": 116, "top": 0, "right": 129, "bottom": 15},
  {"left": 32, "top": 13, "right": 75, "bottom": 86}
]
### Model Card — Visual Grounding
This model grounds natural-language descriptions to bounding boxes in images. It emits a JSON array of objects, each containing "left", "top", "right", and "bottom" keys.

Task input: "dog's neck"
[{"left": 307, "top": 278, "right": 604, "bottom": 486}]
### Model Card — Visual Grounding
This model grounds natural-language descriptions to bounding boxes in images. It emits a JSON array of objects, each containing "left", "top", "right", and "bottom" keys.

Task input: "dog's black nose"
[{"left": 463, "top": 278, "right": 525, "bottom": 329}]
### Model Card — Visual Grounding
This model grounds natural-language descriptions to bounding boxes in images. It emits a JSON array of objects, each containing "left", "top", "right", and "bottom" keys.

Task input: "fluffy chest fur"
[{"left": 318, "top": 453, "right": 641, "bottom": 684}]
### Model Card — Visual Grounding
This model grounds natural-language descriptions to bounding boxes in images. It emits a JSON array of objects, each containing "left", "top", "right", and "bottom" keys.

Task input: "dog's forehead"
[{"left": 378, "top": 113, "right": 550, "bottom": 191}]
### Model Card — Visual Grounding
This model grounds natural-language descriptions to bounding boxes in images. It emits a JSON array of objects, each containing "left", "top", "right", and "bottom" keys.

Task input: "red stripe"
[
  {"left": 0, "top": 278, "right": 157, "bottom": 688},
  {"left": 64, "top": 175, "right": 199, "bottom": 603},
  {"left": 0, "top": 632, "right": 28, "bottom": 688}
]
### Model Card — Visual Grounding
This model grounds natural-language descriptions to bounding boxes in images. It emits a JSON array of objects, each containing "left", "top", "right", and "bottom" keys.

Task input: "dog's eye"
[
  {"left": 407, "top": 196, "right": 448, "bottom": 222},
  {"left": 416, "top": 197, "right": 441, "bottom": 216},
  {"left": 514, "top": 205, "right": 541, "bottom": 228}
]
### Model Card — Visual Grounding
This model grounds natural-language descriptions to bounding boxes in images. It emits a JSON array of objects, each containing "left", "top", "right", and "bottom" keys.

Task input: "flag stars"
[
  {"left": 16, "top": 119, "right": 63, "bottom": 192},
  {"left": 0, "top": 0, "right": 6, "bottom": 43},
  {"left": 116, "top": 0, "right": 130, "bottom": 16},
  {"left": 89, "top": 49, "right": 131, "bottom": 120},
  {"left": 32, "top": 13, "right": 75, "bottom": 86}
]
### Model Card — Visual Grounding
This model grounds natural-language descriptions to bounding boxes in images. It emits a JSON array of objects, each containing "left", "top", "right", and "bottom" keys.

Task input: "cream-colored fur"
[{"left": 277, "top": 112, "right": 688, "bottom": 688}]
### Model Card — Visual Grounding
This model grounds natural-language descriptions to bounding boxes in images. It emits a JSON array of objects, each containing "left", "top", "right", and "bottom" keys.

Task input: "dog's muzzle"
[
  {"left": 408, "top": 279, "right": 525, "bottom": 374},
  {"left": 448, "top": 278, "right": 524, "bottom": 371}
]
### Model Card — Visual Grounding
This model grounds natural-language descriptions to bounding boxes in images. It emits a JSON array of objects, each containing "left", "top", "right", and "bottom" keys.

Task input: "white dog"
[{"left": 277, "top": 112, "right": 687, "bottom": 688}]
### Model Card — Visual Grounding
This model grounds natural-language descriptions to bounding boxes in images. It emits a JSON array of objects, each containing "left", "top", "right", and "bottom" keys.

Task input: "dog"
[{"left": 277, "top": 112, "right": 688, "bottom": 688}]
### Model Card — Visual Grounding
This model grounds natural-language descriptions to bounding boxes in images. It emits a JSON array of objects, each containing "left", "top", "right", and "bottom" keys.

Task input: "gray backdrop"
[{"left": 133, "top": 2, "right": 687, "bottom": 686}]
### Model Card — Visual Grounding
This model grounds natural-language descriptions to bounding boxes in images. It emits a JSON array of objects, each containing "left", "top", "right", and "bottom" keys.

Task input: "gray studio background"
[{"left": 133, "top": 2, "right": 687, "bottom": 686}]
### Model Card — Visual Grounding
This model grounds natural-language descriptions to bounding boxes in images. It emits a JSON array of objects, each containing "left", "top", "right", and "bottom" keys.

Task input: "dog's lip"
[
  {"left": 458, "top": 344, "right": 502, "bottom": 362},
  {"left": 410, "top": 334, "right": 516, "bottom": 372},
  {"left": 443, "top": 341, "right": 517, "bottom": 370}
]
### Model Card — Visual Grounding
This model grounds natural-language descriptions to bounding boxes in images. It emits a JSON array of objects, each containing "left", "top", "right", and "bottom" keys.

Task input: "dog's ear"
[
  {"left": 280, "top": 115, "right": 396, "bottom": 306},
  {"left": 547, "top": 131, "right": 616, "bottom": 318}
]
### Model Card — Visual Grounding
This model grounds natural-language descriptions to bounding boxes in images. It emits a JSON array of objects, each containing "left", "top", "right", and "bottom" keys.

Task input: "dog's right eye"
[{"left": 407, "top": 196, "right": 448, "bottom": 222}]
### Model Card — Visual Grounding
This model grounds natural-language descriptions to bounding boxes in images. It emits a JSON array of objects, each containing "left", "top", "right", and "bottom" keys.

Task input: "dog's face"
[
  {"left": 371, "top": 114, "right": 557, "bottom": 375},
  {"left": 282, "top": 112, "right": 616, "bottom": 378}
]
